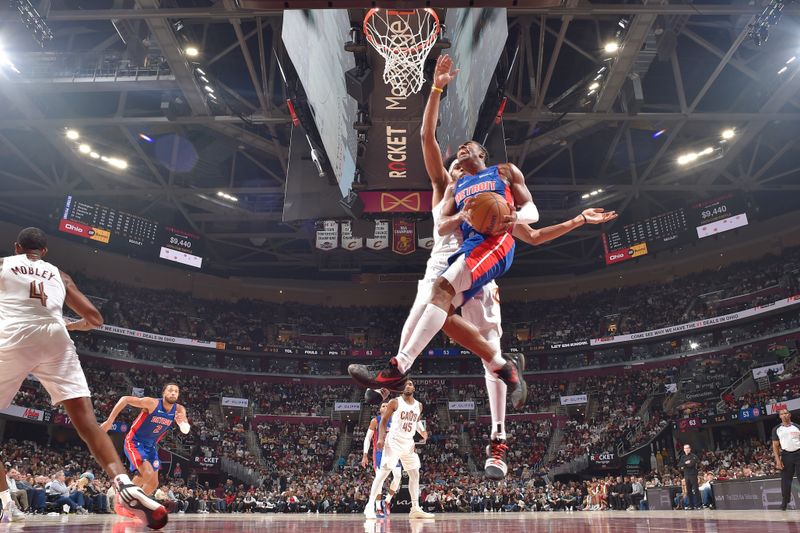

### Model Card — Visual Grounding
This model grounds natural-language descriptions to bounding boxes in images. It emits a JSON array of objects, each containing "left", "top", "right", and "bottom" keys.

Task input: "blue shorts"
[
  {"left": 447, "top": 231, "right": 515, "bottom": 303},
  {"left": 124, "top": 438, "right": 161, "bottom": 472}
]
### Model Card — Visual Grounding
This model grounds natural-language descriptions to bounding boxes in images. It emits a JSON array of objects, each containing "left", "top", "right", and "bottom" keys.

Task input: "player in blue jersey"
[
  {"left": 361, "top": 402, "right": 402, "bottom": 518},
  {"left": 349, "top": 54, "right": 540, "bottom": 393},
  {"left": 100, "top": 383, "right": 189, "bottom": 512}
]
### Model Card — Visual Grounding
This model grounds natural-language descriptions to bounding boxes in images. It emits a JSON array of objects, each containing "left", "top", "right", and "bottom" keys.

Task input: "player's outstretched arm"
[
  {"left": 505, "top": 163, "right": 539, "bottom": 227},
  {"left": 61, "top": 271, "right": 103, "bottom": 331},
  {"left": 99, "top": 396, "right": 158, "bottom": 432},
  {"left": 361, "top": 417, "right": 378, "bottom": 467},
  {"left": 513, "top": 208, "right": 618, "bottom": 246},
  {"left": 422, "top": 54, "right": 460, "bottom": 205},
  {"left": 175, "top": 404, "right": 191, "bottom": 434},
  {"left": 378, "top": 399, "right": 398, "bottom": 450}
]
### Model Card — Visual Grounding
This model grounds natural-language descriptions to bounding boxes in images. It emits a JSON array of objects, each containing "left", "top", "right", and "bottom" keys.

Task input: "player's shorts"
[
  {"left": 0, "top": 322, "right": 91, "bottom": 409},
  {"left": 374, "top": 450, "right": 402, "bottom": 472},
  {"left": 379, "top": 439, "right": 420, "bottom": 471},
  {"left": 124, "top": 438, "right": 161, "bottom": 472},
  {"left": 460, "top": 280, "right": 502, "bottom": 342},
  {"left": 445, "top": 232, "right": 515, "bottom": 302}
]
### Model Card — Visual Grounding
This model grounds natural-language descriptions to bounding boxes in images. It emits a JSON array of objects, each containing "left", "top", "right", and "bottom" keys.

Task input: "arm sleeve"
[
  {"left": 363, "top": 428, "right": 374, "bottom": 454},
  {"left": 772, "top": 425, "right": 779, "bottom": 441},
  {"left": 514, "top": 201, "right": 540, "bottom": 225}
]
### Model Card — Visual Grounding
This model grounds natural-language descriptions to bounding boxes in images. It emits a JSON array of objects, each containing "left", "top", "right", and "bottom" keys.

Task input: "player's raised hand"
[
  {"left": 433, "top": 54, "right": 459, "bottom": 89},
  {"left": 175, "top": 411, "right": 188, "bottom": 425},
  {"left": 581, "top": 208, "right": 618, "bottom": 224}
]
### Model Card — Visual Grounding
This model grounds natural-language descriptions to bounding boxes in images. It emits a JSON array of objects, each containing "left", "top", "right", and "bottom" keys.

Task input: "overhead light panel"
[
  {"left": 184, "top": 46, "right": 199, "bottom": 57},
  {"left": 604, "top": 42, "right": 619, "bottom": 53},
  {"left": 66, "top": 129, "right": 79, "bottom": 140},
  {"left": 78, "top": 144, "right": 91, "bottom": 154}
]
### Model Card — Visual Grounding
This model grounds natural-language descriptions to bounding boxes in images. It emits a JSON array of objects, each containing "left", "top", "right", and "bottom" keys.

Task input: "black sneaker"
[
  {"left": 364, "top": 388, "right": 392, "bottom": 405},
  {"left": 348, "top": 358, "right": 409, "bottom": 390},
  {"left": 484, "top": 438, "right": 509, "bottom": 480},
  {"left": 496, "top": 353, "right": 527, "bottom": 409}
]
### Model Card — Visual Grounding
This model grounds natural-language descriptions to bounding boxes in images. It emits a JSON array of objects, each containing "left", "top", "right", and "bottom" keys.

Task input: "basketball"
[{"left": 467, "top": 192, "right": 512, "bottom": 235}]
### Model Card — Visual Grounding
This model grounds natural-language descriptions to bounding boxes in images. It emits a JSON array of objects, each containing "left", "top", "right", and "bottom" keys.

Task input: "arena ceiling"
[{"left": 0, "top": 0, "right": 799, "bottom": 280}]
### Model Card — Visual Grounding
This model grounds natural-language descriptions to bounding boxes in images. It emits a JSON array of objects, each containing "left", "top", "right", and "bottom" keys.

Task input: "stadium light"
[
  {"left": 689, "top": 342, "right": 699, "bottom": 350},
  {"left": 721, "top": 129, "right": 735, "bottom": 140},
  {"left": 204, "top": 85, "right": 214, "bottom": 93},
  {"left": 139, "top": 133, "right": 154, "bottom": 143},
  {"left": 89, "top": 152, "right": 99, "bottom": 159},
  {"left": 604, "top": 42, "right": 619, "bottom": 53},
  {"left": 677, "top": 153, "right": 698, "bottom": 165},
  {"left": 66, "top": 129, "right": 79, "bottom": 140},
  {"left": 78, "top": 144, "right": 91, "bottom": 154},
  {"left": 588, "top": 82, "right": 600, "bottom": 91},
  {"left": 184, "top": 46, "right": 199, "bottom": 57}
]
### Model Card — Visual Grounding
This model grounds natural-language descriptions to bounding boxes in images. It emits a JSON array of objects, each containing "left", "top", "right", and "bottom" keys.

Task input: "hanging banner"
[
  {"left": 392, "top": 219, "right": 416, "bottom": 255},
  {"left": 560, "top": 394, "right": 588, "bottom": 405},
  {"left": 221, "top": 397, "right": 249, "bottom": 408},
  {"left": 334, "top": 402, "right": 361, "bottom": 411},
  {"left": 418, "top": 235, "right": 434, "bottom": 250},
  {"left": 340, "top": 220, "right": 363, "bottom": 251},
  {"left": 315, "top": 220, "right": 339, "bottom": 251},
  {"left": 367, "top": 220, "right": 389, "bottom": 250},
  {"left": 753, "top": 363, "right": 785, "bottom": 380}
]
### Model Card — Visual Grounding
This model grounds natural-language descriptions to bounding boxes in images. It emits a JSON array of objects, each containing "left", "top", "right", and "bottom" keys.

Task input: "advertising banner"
[
  {"left": 334, "top": 402, "right": 361, "bottom": 412},
  {"left": 560, "top": 394, "right": 588, "bottom": 406},
  {"left": 753, "top": 363, "right": 785, "bottom": 380},
  {"left": 448, "top": 401, "right": 475, "bottom": 410},
  {"left": 221, "top": 397, "right": 249, "bottom": 408}
]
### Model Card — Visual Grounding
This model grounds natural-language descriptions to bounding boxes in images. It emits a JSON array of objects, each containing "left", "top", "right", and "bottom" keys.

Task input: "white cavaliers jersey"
[
  {"left": 0, "top": 255, "right": 67, "bottom": 328},
  {"left": 422, "top": 200, "right": 460, "bottom": 282},
  {"left": 388, "top": 397, "right": 422, "bottom": 447}
]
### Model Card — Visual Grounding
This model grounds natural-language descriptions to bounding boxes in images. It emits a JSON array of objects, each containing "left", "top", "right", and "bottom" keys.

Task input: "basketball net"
[{"left": 364, "top": 8, "right": 440, "bottom": 97}]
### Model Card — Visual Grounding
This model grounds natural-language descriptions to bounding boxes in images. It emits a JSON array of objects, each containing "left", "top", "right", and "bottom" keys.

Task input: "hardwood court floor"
[{"left": 3, "top": 510, "right": 800, "bottom": 532}]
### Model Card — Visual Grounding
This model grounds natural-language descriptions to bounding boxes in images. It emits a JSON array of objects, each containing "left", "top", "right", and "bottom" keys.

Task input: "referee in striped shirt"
[{"left": 772, "top": 408, "right": 800, "bottom": 510}]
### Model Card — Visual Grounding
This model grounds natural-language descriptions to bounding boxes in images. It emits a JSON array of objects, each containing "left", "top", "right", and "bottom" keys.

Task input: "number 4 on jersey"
[{"left": 29, "top": 281, "right": 48, "bottom": 306}]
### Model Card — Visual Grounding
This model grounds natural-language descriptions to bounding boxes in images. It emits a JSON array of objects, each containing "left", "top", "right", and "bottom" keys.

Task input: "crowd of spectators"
[{"left": 60, "top": 245, "right": 800, "bottom": 355}]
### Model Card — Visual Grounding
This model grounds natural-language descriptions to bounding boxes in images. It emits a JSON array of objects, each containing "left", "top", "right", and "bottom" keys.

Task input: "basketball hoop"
[{"left": 363, "top": 8, "right": 440, "bottom": 97}]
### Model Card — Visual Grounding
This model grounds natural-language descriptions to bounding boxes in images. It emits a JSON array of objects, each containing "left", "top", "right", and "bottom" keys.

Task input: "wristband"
[
  {"left": 580, "top": 213, "right": 587, "bottom": 224},
  {"left": 431, "top": 86, "right": 443, "bottom": 93}
]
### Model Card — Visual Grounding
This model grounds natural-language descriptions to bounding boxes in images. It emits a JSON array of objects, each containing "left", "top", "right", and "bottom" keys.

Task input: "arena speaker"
[
  {"left": 339, "top": 189, "right": 364, "bottom": 219},
  {"left": 345, "top": 66, "right": 374, "bottom": 104}
]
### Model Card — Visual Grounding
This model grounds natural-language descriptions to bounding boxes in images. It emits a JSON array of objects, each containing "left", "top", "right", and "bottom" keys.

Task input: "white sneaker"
[
  {"left": 364, "top": 503, "right": 377, "bottom": 519},
  {"left": 409, "top": 507, "right": 434, "bottom": 519},
  {"left": 0, "top": 501, "right": 26, "bottom": 522}
]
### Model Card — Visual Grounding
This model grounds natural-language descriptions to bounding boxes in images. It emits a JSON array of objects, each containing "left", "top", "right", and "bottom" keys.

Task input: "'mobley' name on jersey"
[
  {"left": 9, "top": 265, "right": 57, "bottom": 280},
  {"left": 455, "top": 180, "right": 499, "bottom": 205}
]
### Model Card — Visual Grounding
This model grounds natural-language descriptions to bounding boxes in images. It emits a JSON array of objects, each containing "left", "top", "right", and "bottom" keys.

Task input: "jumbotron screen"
[
  {"left": 58, "top": 196, "right": 203, "bottom": 269},
  {"left": 602, "top": 194, "right": 750, "bottom": 266}
]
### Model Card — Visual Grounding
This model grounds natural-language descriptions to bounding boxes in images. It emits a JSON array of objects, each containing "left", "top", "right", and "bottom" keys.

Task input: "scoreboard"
[
  {"left": 59, "top": 196, "right": 203, "bottom": 269},
  {"left": 602, "top": 194, "right": 750, "bottom": 265}
]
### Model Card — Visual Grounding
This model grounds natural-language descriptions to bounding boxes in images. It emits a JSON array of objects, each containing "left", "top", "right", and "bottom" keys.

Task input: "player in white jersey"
[
  {"left": 0, "top": 227, "right": 168, "bottom": 529},
  {"left": 357, "top": 54, "right": 617, "bottom": 480},
  {"left": 365, "top": 380, "right": 432, "bottom": 519}
]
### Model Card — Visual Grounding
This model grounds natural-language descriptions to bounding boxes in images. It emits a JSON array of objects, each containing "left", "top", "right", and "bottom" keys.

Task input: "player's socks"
[{"left": 396, "top": 304, "right": 448, "bottom": 373}]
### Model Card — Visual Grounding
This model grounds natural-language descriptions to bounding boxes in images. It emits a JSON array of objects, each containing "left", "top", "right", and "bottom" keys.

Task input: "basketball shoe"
[
  {"left": 364, "top": 388, "right": 392, "bottom": 405},
  {"left": 348, "top": 358, "right": 409, "bottom": 390},
  {"left": 485, "top": 438, "right": 509, "bottom": 480},
  {"left": 409, "top": 506, "right": 435, "bottom": 519},
  {"left": 496, "top": 353, "right": 527, "bottom": 409},
  {"left": 113, "top": 478, "right": 168, "bottom": 530},
  {"left": 0, "top": 500, "right": 26, "bottom": 522}
]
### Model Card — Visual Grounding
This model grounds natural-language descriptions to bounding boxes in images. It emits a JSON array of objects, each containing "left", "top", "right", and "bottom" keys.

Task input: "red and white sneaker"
[
  {"left": 484, "top": 439, "right": 509, "bottom": 480},
  {"left": 114, "top": 497, "right": 137, "bottom": 518},
  {"left": 114, "top": 479, "right": 168, "bottom": 530}
]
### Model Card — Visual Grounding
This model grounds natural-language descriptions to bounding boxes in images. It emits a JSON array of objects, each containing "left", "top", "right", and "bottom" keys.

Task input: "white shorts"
[
  {"left": 0, "top": 322, "right": 91, "bottom": 408},
  {"left": 379, "top": 439, "right": 421, "bottom": 471},
  {"left": 461, "top": 280, "right": 502, "bottom": 342}
]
